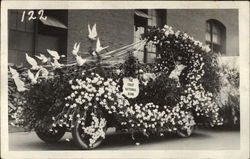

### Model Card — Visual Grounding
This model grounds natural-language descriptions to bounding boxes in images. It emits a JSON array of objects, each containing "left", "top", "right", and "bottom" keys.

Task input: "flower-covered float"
[{"left": 8, "top": 24, "right": 239, "bottom": 149}]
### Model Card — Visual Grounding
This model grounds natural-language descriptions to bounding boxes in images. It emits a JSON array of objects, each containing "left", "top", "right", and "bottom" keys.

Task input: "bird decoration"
[
  {"left": 9, "top": 67, "right": 27, "bottom": 92},
  {"left": 72, "top": 42, "right": 80, "bottom": 56},
  {"left": 51, "top": 59, "right": 64, "bottom": 69},
  {"left": 71, "top": 42, "right": 86, "bottom": 66},
  {"left": 88, "top": 23, "right": 97, "bottom": 40},
  {"left": 76, "top": 55, "right": 86, "bottom": 66},
  {"left": 35, "top": 54, "right": 48, "bottom": 63},
  {"left": 95, "top": 38, "right": 109, "bottom": 53},
  {"left": 27, "top": 69, "right": 41, "bottom": 84},
  {"left": 47, "top": 49, "right": 60, "bottom": 60},
  {"left": 169, "top": 64, "right": 186, "bottom": 84},
  {"left": 25, "top": 53, "right": 40, "bottom": 70}
]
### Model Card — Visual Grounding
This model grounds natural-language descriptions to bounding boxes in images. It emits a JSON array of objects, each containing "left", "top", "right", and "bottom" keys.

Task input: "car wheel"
[
  {"left": 176, "top": 112, "right": 195, "bottom": 137},
  {"left": 36, "top": 127, "right": 66, "bottom": 143},
  {"left": 71, "top": 111, "right": 107, "bottom": 150}
]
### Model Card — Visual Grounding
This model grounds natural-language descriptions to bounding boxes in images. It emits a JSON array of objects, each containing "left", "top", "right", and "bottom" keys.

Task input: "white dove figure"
[
  {"left": 27, "top": 69, "right": 41, "bottom": 84},
  {"left": 35, "top": 54, "right": 48, "bottom": 63},
  {"left": 47, "top": 49, "right": 60, "bottom": 60},
  {"left": 169, "top": 64, "right": 186, "bottom": 82},
  {"left": 96, "top": 38, "right": 109, "bottom": 53},
  {"left": 88, "top": 24, "right": 97, "bottom": 40},
  {"left": 9, "top": 67, "right": 27, "bottom": 92},
  {"left": 72, "top": 42, "right": 80, "bottom": 56},
  {"left": 76, "top": 55, "right": 86, "bottom": 66},
  {"left": 9, "top": 67, "right": 20, "bottom": 78},
  {"left": 26, "top": 53, "right": 40, "bottom": 70},
  {"left": 51, "top": 59, "right": 64, "bottom": 68}
]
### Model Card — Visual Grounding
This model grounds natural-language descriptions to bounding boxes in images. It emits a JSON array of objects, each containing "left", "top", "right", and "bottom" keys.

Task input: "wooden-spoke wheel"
[
  {"left": 71, "top": 111, "right": 107, "bottom": 150},
  {"left": 36, "top": 127, "right": 66, "bottom": 143}
]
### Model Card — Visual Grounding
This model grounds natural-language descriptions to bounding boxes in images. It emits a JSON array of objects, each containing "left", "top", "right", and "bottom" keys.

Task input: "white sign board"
[{"left": 122, "top": 77, "right": 139, "bottom": 98}]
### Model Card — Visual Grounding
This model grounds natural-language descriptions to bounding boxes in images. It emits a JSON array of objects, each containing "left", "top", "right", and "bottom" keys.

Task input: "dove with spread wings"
[
  {"left": 72, "top": 42, "right": 80, "bottom": 56},
  {"left": 51, "top": 59, "right": 64, "bottom": 68},
  {"left": 47, "top": 49, "right": 60, "bottom": 60},
  {"left": 76, "top": 55, "right": 86, "bottom": 66},
  {"left": 35, "top": 54, "right": 48, "bottom": 64},
  {"left": 9, "top": 67, "right": 27, "bottom": 92},
  {"left": 88, "top": 24, "right": 97, "bottom": 40},
  {"left": 91, "top": 38, "right": 109, "bottom": 57},
  {"left": 47, "top": 49, "right": 64, "bottom": 68},
  {"left": 71, "top": 42, "right": 86, "bottom": 66},
  {"left": 169, "top": 64, "right": 186, "bottom": 84},
  {"left": 25, "top": 53, "right": 40, "bottom": 70},
  {"left": 28, "top": 69, "right": 41, "bottom": 84}
]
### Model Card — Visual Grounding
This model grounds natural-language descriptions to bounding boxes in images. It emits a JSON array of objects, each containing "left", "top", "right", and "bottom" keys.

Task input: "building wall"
[
  {"left": 67, "top": 10, "right": 134, "bottom": 60},
  {"left": 8, "top": 9, "right": 239, "bottom": 66},
  {"left": 167, "top": 9, "right": 239, "bottom": 56}
]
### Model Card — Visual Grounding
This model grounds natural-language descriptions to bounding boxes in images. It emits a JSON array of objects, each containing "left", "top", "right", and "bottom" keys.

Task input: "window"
[
  {"left": 8, "top": 10, "right": 35, "bottom": 65},
  {"left": 8, "top": 10, "right": 68, "bottom": 65},
  {"left": 37, "top": 10, "right": 68, "bottom": 56},
  {"left": 134, "top": 9, "right": 166, "bottom": 63},
  {"left": 205, "top": 19, "right": 226, "bottom": 54}
]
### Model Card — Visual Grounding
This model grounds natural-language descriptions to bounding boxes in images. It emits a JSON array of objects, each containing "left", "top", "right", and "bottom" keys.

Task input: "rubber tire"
[
  {"left": 176, "top": 125, "right": 194, "bottom": 137},
  {"left": 72, "top": 117, "right": 107, "bottom": 150},
  {"left": 176, "top": 112, "right": 195, "bottom": 138},
  {"left": 36, "top": 128, "right": 66, "bottom": 143}
]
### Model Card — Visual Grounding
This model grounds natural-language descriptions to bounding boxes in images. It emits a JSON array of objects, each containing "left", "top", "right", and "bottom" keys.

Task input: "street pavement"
[{"left": 9, "top": 128, "right": 240, "bottom": 150}]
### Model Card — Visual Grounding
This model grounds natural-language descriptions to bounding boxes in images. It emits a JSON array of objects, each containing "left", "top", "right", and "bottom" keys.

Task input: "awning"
[
  {"left": 40, "top": 16, "right": 67, "bottom": 29},
  {"left": 134, "top": 10, "right": 151, "bottom": 19}
]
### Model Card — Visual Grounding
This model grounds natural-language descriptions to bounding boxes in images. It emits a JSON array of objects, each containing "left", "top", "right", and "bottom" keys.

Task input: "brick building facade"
[
  {"left": 67, "top": 10, "right": 134, "bottom": 61},
  {"left": 167, "top": 9, "right": 239, "bottom": 56},
  {"left": 8, "top": 9, "right": 239, "bottom": 66}
]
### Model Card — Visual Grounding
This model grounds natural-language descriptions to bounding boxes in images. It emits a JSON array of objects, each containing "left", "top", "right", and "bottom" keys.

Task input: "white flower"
[
  {"left": 175, "top": 31, "right": 180, "bottom": 37},
  {"left": 92, "top": 77, "right": 99, "bottom": 83},
  {"left": 116, "top": 69, "right": 121, "bottom": 75}
]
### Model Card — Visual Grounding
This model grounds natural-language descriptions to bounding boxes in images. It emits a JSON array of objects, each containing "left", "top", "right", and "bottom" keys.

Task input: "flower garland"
[
  {"left": 145, "top": 25, "right": 223, "bottom": 126},
  {"left": 51, "top": 72, "right": 120, "bottom": 128},
  {"left": 113, "top": 103, "right": 196, "bottom": 135}
]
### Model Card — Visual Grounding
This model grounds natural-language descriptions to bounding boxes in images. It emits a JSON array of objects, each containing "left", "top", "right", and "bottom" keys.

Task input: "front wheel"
[
  {"left": 176, "top": 125, "right": 194, "bottom": 137},
  {"left": 36, "top": 127, "right": 66, "bottom": 143},
  {"left": 176, "top": 112, "right": 195, "bottom": 137},
  {"left": 71, "top": 111, "right": 107, "bottom": 150}
]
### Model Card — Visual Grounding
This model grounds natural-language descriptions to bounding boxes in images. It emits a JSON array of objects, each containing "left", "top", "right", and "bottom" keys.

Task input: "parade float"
[{"left": 8, "top": 24, "right": 239, "bottom": 149}]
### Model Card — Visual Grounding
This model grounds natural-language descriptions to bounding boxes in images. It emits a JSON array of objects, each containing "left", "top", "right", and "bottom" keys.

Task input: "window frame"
[
  {"left": 134, "top": 9, "right": 166, "bottom": 63},
  {"left": 205, "top": 19, "right": 226, "bottom": 54}
]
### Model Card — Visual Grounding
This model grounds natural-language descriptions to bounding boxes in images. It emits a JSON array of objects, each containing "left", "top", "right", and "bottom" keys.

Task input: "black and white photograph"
[{"left": 1, "top": 1, "right": 249, "bottom": 159}]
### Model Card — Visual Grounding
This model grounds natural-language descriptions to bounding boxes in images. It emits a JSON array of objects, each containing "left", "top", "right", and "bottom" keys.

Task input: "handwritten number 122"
[{"left": 21, "top": 10, "right": 47, "bottom": 22}]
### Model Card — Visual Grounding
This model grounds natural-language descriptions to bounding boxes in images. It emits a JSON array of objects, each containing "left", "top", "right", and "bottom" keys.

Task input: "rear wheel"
[
  {"left": 72, "top": 111, "right": 107, "bottom": 150},
  {"left": 36, "top": 127, "right": 66, "bottom": 143}
]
